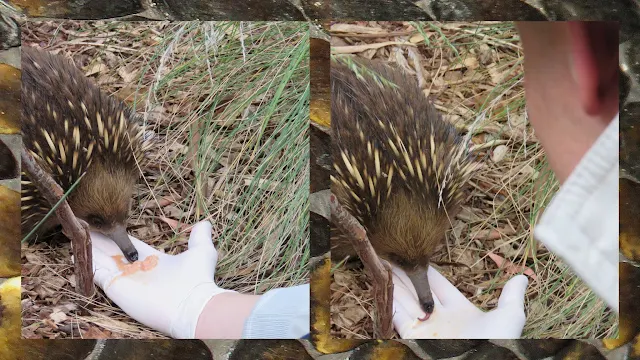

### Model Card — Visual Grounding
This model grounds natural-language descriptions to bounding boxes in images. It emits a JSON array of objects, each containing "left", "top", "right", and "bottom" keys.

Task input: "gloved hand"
[
  {"left": 88, "top": 220, "right": 235, "bottom": 339},
  {"left": 392, "top": 265, "right": 528, "bottom": 339}
]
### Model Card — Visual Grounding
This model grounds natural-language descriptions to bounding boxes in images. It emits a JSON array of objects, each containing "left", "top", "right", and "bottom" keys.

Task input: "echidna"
[
  {"left": 331, "top": 57, "right": 475, "bottom": 316},
  {"left": 21, "top": 46, "right": 146, "bottom": 263}
]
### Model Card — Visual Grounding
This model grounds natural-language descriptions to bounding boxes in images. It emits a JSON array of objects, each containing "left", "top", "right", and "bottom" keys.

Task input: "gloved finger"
[
  {"left": 91, "top": 231, "right": 132, "bottom": 254},
  {"left": 90, "top": 231, "right": 122, "bottom": 253},
  {"left": 477, "top": 308, "right": 526, "bottom": 339},
  {"left": 392, "top": 277, "right": 424, "bottom": 335},
  {"left": 427, "top": 266, "right": 469, "bottom": 306},
  {"left": 496, "top": 275, "right": 528, "bottom": 310},
  {"left": 392, "top": 302, "right": 417, "bottom": 337},
  {"left": 90, "top": 243, "right": 121, "bottom": 272},
  {"left": 391, "top": 267, "right": 419, "bottom": 301},
  {"left": 187, "top": 221, "right": 216, "bottom": 256},
  {"left": 482, "top": 277, "right": 527, "bottom": 339},
  {"left": 92, "top": 249, "right": 120, "bottom": 290},
  {"left": 485, "top": 296, "right": 526, "bottom": 339}
]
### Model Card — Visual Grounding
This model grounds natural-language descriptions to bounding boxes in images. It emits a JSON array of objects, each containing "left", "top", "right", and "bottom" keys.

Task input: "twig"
[
  {"left": 329, "top": 193, "right": 394, "bottom": 339},
  {"left": 331, "top": 31, "right": 416, "bottom": 39},
  {"left": 21, "top": 148, "right": 94, "bottom": 297}
]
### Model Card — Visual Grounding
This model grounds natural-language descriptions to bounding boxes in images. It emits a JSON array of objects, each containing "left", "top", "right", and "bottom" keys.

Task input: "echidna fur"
[
  {"left": 21, "top": 46, "right": 146, "bottom": 263},
  {"left": 331, "top": 57, "right": 475, "bottom": 315}
]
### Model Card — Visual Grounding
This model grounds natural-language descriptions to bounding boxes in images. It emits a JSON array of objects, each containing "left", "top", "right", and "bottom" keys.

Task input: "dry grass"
[
  {"left": 329, "top": 21, "right": 616, "bottom": 339},
  {"left": 21, "top": 21, "right": 309, "bottom": 338}
]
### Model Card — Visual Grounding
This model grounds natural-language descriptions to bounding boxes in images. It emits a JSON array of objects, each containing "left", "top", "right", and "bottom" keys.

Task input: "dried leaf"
[
  {"left": 463, "top": 56, "right": 479, "bottom": 70},
  {"left": 117, "top": 65, "right": 138, "bottom": 83},
  {"left": 487, "top": 251, "right": 537, "bottom": 281},
  {"left": 49, "top": 310, "right": 67, "bottom": 324},
  {"left": 82, "top": 325, "right": 112, "bottom": 339},
  {"left": 492, "top": 145, "right": 508, "bottom": 163},
  {"left": 84, "top": 62, "right": 108, "bottom": 76}
]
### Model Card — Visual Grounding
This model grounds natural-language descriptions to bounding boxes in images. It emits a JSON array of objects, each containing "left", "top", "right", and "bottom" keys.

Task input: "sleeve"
[
  {"left": 533, "top": 114, "right": 619, "bottom": 312},
  {"left": 241, "top": 284, "right": 310, "bottom": 339}
]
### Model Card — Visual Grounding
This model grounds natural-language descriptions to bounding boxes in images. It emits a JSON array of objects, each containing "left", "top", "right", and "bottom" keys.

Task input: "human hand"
[
  {"left": 88, "top": 220, "right": 235, "bottom": 339},
  {"left": 392, "top": 265, "right": 528, "bottom": 339}
]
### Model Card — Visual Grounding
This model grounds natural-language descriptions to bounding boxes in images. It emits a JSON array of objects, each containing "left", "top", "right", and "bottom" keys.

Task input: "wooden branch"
[
  {"left": 329, "top": 193, "right": 394, "bottom": 339},
  {"left": 21, "top": 148, "right": 94, "bottom": 297}
]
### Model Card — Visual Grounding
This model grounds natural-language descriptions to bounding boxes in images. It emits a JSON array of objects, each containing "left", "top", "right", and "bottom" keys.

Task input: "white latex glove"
[
  {"left": 88, "top": 220, "right": 235, "bottom": 339},
  {"left": 392, "top": 265, "right": 528, "bottom": 339}
]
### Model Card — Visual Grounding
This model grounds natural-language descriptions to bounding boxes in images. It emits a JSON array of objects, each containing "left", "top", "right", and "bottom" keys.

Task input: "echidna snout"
[
  {"left": 405, "top": 266, "right": 435, "bottom": 316},
  {"left": 96, "top": 223, "right": 138, "bottom": 263}
]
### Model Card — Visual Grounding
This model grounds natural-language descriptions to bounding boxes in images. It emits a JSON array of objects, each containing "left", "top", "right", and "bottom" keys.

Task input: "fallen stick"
[
  {"left": 21, "top": 148, "right": 94, "bottom": 297},
  {"left": 329, "top": 193, "right": 394, "bottom": 339}
]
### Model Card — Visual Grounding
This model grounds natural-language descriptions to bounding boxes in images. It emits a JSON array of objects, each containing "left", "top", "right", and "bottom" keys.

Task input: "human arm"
[
  {"left": 516, "top": 22, "right": 619, "bottom": 312},
  {"left": 533, "top": 114, "right": 619, "bottom": 312},
  {"left": 194, "top": 292, "right": 261, "bottom": 338}
]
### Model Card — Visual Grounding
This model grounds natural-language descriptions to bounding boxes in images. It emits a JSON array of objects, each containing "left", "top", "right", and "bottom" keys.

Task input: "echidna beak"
[
  {"left": 406, "top": 266, "right": 435, "bottom": 316},
  {"left": 104, "top": 225, "right": 139, "bottom": 263}
]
